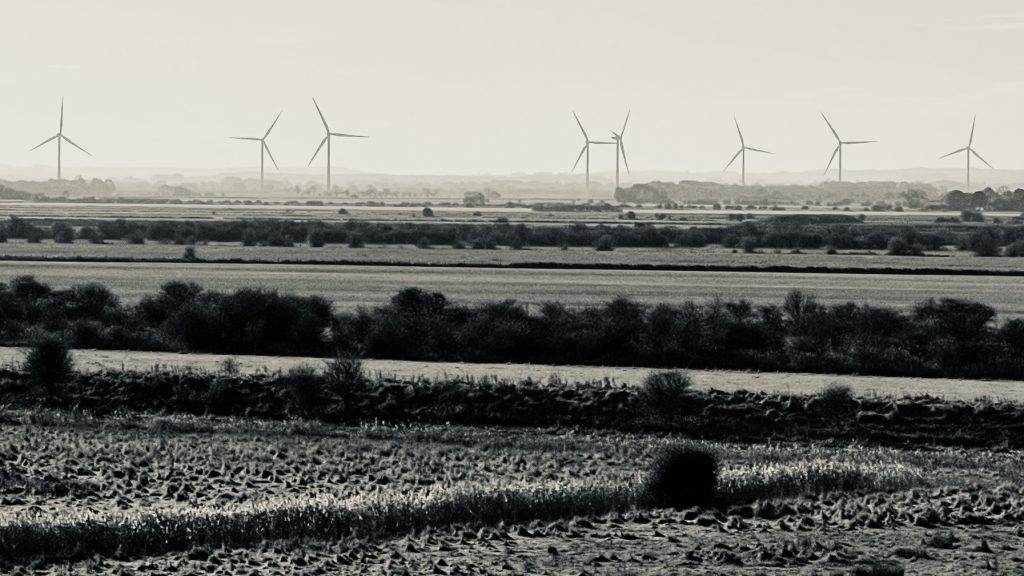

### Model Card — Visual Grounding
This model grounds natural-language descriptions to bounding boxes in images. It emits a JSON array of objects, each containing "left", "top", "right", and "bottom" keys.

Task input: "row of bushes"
[{"left": 3, "top": 277, "right": 1024, "bottom": 380}]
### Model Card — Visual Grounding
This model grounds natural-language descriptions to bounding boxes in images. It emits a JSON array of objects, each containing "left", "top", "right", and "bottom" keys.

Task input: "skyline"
[{"left": 2, "top": 1, "right": 1024, "bottom": 177}]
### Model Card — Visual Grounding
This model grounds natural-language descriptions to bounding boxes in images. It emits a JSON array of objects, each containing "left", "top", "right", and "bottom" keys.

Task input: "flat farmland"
[
  {"left": 4, "top": 239, "right": 1024, "bottom": 272},
  {"left": 1, "top": 260, "right": 1024, "bottom": 316},
  {"left": 1, "top": 347, "right": 1018, "bottom": 402}
]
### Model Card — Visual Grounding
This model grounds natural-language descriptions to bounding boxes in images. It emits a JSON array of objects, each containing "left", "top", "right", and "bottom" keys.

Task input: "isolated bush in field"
[
  {"left": 817, "top": 383, "right": 855, "bottom": 419},
  {"left": 422, "top": 206, "right": 434, "bottom": 217},
  {"left": 594, "top": 234, "right": 615, "bottom": 251},
  {"left": 323, "top": 354, "right": 366, "bottom": 415},
  {"left": 24, "top": 337, "right": 75, "bottom": 399},
  {"left": 182, "top": 246, "right": 197, "bottom": 261},
  {"left": 637, "top": 370, "right": 692, "bottom": 424},
  {"left": 643, "top": 444, "right": 719, "bottom": 510},
  {"left": 52, "top": 222, "right": 75, "bottom": 244},
  {"left": 348, "top": 233, "right": 365, "bottom": 248}
]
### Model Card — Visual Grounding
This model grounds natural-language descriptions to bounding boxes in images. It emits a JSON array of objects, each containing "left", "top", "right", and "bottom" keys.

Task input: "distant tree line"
[
  {"left": 4, "top": 214, "right": 1024, "bottom": 256},
  {"left": 944, "top": 188, "right": 1024, "bottom": 212},
  {"left": 2, "top": 277, "right": 1024, "bottom": 380}
]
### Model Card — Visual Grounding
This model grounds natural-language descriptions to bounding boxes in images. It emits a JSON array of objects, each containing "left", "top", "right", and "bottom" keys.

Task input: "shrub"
[
  {"left": 323, "top": 354, "right": 366, "bottom": 416},
  {"left": 307, "top": 229, "right": 326, "bottom": 248},
  {"left": 126, "top": 230, "right": 146, "bottom": 245},
  {"left": 817, "top": 383, "right": 855, "bottom": 419},
  {"left": 637, "top": 370, "right": 692, "bottom": 424},
  {"left": 886, "top": 237, "right": 910, "bottom": 256},
  {"left": 1003, "top": 240, "right": 1024, "bottom": 257},
  {"left": 960, "top": 209, "right": 984, "bottom": 222},
  {"left": 643, "top": 444, "right": 719, "bottom": 510},
  {"left": 471, "top": 236, "right": 496, "bottom": 250},
  {"left": 218, "top": 357, "right": 240, "bottom": 376},
  {"left": 594, "top": 234, "right": 615, "bottom": 251},
  {"left": 452, "top": 239, "right": 466, "bottom": 249},
  {"left": 422, "top": 207, "right": 434, "bottom": 217},
  {"left": 52, "top": 223, "right": 75, "bottom": 244},
  {"left": 283, "top": 364, "right": 325, "bottom": 417},
  {"left": 416, "top": 237, "right": 432, "bottom": 249},
  {"left": 183, "top": 247, "right": 198, "bottom": 261},
  {"left": 741, "top": 236, "right": 758, "bottom": 253},
  {"left": 24, "top": 337, "right": 75, "bottom": 399}
]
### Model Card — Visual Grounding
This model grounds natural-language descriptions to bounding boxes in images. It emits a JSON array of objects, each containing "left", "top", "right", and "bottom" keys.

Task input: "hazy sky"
[{"left": 3, "top": 0, "right": 1024, "bottom": 178}]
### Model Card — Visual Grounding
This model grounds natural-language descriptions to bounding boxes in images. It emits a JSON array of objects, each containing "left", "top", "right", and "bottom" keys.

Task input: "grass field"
[
  {"left": 3, "top": 259, "right": 1024, "bottom": 317},
  {"left": 5, "top": 238, "right": 1024, "bottom": 272},
  {"left": 1, "top": 346, "right": 1020, "bottom": 403},
  {"left": 1, "top": 412, "right": 1021, "bottom": 573}
]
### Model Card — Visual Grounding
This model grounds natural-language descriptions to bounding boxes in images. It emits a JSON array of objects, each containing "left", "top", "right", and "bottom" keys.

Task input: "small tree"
[
  {"left": 24, "top": 337, "right": 75, "bottom": 399},
  {"left": 323, "top": 354, "right": 367, "bottom": 417},
  {"left": 637, "top": 370, "right": 693, "bottom": 425},
  {"left": 422, "top": 206, "right": 434, "bottom": 217},
  {"left": 183, "top": 246, "right": 198, "bottom": 261},
  {"left": 594, "top": 234, "right": 615, "bottom": 251}
]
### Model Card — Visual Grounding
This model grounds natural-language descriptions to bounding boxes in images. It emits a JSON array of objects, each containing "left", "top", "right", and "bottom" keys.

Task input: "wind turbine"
[
  {"left": 230, "top": 111, "right": 282, "bottom": 190},
  {"left": 30, "top": 98, "right": 90, "bottom": 180},
  {"left": 723, "top": 117, "right": 772, "bottom": 186},
  {"left": 571, "top": 112, "right": 613, "bottom": 191},
  {"left": 308, "top": 98, "right": 368, "bottom": 192},
  {"left": 609, "top": 111, "right": 631, "bottom": 190},
  {"left": 940, "top": 116, "right": 992, "bottom": 192},
  {"left": 822, "top": 113, "right": 876, "bottom": 185}
]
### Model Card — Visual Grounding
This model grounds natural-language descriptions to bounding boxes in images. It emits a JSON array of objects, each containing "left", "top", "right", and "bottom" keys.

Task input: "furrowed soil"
[{"left": 2, "top": 414, "right": 1022, "bottom": 575}]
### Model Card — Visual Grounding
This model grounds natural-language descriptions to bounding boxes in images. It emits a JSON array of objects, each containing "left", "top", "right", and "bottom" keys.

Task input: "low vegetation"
[{"left": 4, "top": 278, "right": 1024, "bottom": 380}]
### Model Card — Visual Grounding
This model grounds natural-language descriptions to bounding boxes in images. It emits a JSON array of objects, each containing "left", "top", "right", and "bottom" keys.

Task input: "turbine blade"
[
  {"left": 723, "top": 148, "right": 743, "bottom": 171},
  {"left": 30, "top": 134, "right": 59, "bottom": 151},
  {"left": 230, "top": 136, "right": 261, "bottom": 141},
  {"left": 264, "top": 111, "right": 282, "bottom": 139},
  {"left": 620, "top": 141, "right": 630, "bottom": 173},
  {"left": 939, "top": 147, "right": 967, "bottom": 159},
  {"left": 312, "top": 98, "right": 329, "bottom": 131},
  {"left": 61, "top": 134, "right": 90, "bottom": 156},
  {"left": 571, "top": 144, "right": 587, "bottom": 172},
  {"left": 969, "top": 115, "right": 976, "bottom": 146},
  {"left": 825, "top": 145, "right": 840, "bottom": 174},
  {"left": 263, "top": 142, "right": 279, "bottom": 170},
  {"left": 573, "top": 111, "right": 588, "bottom": 140},
  {"left": 308, "top": 136, "right": 328, "bottom": 166},
  {"left": 843, "top": 140, "right": 876, "bottom": 145},
  {"left": 971, "top": 148, "right": 993, "bottom": 169},
  {"left": 620, "top": 110, "right": 630, "bottom": 138},
  {"left": 60, "top": 98, "right": 64, "bottom": 133},
  {"left": 746, "top": 146, "right": 773, "bottom": 154},
  {"left": 821, "top": 113, "right": 840, "bottom": 141},
  {"left": 330, "top": 132, "right": 368, "bottom": 138},
  {"left": 734, "top": 117, "right": 744, "bottom": 146}
]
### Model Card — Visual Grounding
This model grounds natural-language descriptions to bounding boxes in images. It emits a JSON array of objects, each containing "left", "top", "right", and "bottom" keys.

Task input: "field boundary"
[{"left": 2, "top": 254, "right": 1024, "bottom": 277}]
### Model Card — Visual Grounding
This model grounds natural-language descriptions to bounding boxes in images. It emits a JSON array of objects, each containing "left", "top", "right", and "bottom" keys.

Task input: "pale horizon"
[{"left": 3, "top": 0, "right": 1024, "bottom": 180}]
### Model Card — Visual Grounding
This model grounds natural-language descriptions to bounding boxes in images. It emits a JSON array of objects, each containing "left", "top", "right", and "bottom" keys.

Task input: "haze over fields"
[{"left": 2, "top": 0, "right": 1024, "bottom": 188}]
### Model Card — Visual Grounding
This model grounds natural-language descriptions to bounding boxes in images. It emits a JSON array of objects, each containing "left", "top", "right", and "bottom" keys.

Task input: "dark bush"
[
  {"left": 643, "top": 444, "right": 719, "bottom": 510},
  {"left": 349, "top": 233, "right": 365, "bottom": 248},
  {"left": 637, "top": 371, "right": 692, "bottom": 424},
  {"left": 183, "top": 247, "right": 197, "bottom": 261},
  {"left": 24, "top": 337, "right": 74, "bottom": 398},
  {"left": 886, "top": 237, "right": 910, "bottom": 256},
  {"left": 323, "top": 354, "right": 366, "bottom": 416},
  {"left": 422, "top": 207, "right": 434, "bottom": 217},
  {"left": 126, "top": 230, "right": 146, "bottom": 245},
  {"left": 307, "top": 228, "right": 326, "bottom": 248},
  {"left": 52, "top": 223, "right": 75, "bottom": 244},
  {"left": 960, "top": 210, "right": 984, "bottom": 223},
  {"left": 415, "top": 236, "right": 432, "bottom": 249},
  {"left": 817, "top": 383, "right": 855, "bottom": 419},
  {"left": 594, "top": 234, "right": 615, "bottom": 251},
  {"left": 282, "top": 364, "right": 325, "bottom": 417}
]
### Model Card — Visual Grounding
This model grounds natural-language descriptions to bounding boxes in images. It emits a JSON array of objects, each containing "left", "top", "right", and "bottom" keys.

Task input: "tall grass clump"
[
  {"left": 642, "top": 443, "right": 719, "bottom": 510},
  {"left": 637, "top": 370, "right": 692, "bottom": 424},
  {"left": 24, "top": 337, "right": 75, "bottom": 399}
]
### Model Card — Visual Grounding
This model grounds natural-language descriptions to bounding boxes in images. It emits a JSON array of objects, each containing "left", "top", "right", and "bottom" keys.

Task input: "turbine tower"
[
  {"left": 822, "top": 113, "right": 876, "bottom": 185},
  {"left": 230, "top": 111, "right": 282, "bottom": 190},
  {"left": 30, "top": 98, "right": 90, "bottom": 180},
  {"left": 940, "top": 116, "right": 992, "bottom": 192},
  {"left": 609, "top": 111, "right": 631, "bottom": 190},
  {"left": 308, "top": 98, "right": 367, "bottom": 192},
  {"left": 571, "top": 112, "right": 612, "bottom": 191},
  {"left": 722, "top": 117, "right": 773, "bottom": 186}
]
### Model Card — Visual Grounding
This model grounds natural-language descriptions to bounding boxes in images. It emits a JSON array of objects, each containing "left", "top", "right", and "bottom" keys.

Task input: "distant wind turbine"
[
  {"left": 30, "top": 98, "right": 90, "bottom": 180},
  {"left": 822, "top": 113, "right": 876, "bottom": 185},
  {"left": 609, "top": 111, "right": 631, "bottom": 190},
  {"left": 230, "top": 111, "right": 282, "bottom": 190},
  {"left": 308, "top": 98, "right": 368, "bottom": 192},
  {"left": 571, "top": 112, "right": 613, "bottom": 191},
  {"left": 723, "top": 117, "right": 772, "bottom": 186},
  {"left": 940, "top": 116, "right": 992, "bottom": 192}
]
